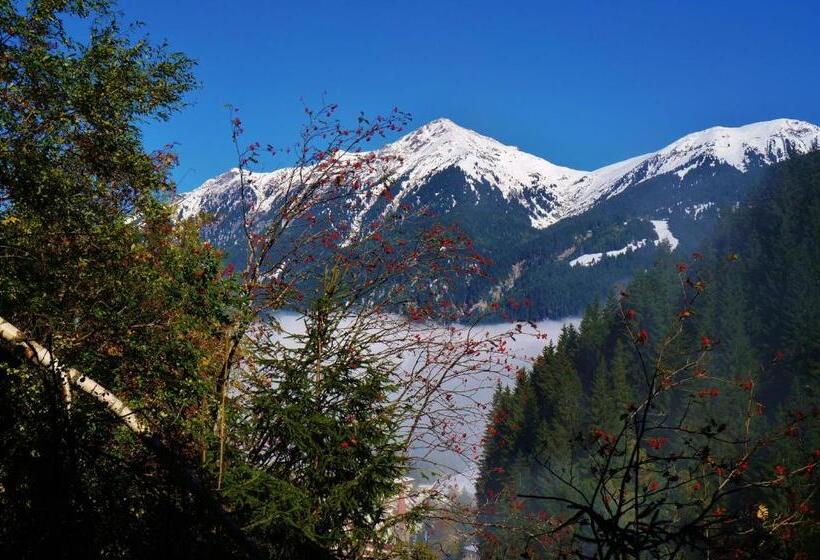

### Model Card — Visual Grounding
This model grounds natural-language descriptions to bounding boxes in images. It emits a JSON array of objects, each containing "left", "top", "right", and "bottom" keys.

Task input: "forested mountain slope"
[{"left": 475, "top": 152, "right": 820, "bottom": 559}]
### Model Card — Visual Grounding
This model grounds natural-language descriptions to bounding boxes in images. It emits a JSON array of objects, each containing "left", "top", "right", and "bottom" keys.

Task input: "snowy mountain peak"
[
  {"left": 391, "top": 117, "right": 491, "bottom": 153},
  {"left": 416, "top": 116, "right": 465, "bottom": 132},
  {"left": 565, "top": 118, "right": 820, "bottom": 216},
  {"left": 662, "top": 118, "right": 820, "bottom": 170},
  {"left": 381, "top": 118, "right": 588, "bottom": 227}
]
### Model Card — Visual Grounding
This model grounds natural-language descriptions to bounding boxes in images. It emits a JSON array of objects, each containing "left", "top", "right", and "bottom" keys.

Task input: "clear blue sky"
[{"left": 115, "top": 0, "right": 820, "bottom": 192}]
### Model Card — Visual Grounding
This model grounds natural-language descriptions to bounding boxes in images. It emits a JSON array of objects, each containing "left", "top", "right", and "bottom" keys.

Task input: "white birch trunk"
[
  {"left": 0, "top": 315, "right": 149, "bottom": 435},
  {"left": 0, "top": 316, "right": 268, "bottom": 556}
]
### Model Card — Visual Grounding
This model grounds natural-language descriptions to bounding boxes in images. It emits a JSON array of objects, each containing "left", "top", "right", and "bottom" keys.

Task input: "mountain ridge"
[{"left": 178, "top": 117, "right": 820, "bottom": 230}]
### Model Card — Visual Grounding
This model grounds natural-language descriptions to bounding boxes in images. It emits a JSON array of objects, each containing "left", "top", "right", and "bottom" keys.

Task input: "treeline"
[{"left": 475, "top": 152, "right": 820, "bottom": 559}]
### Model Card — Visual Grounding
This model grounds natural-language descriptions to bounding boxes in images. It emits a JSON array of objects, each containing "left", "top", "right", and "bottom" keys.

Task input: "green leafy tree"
[{"left": 0, "top": 1, "right": 256, "bottom": 557}]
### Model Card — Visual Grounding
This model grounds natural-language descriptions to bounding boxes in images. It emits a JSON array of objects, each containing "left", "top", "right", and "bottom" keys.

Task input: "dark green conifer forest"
[{"left": 475, "top": 153, "right": 820, "bottom": 559}]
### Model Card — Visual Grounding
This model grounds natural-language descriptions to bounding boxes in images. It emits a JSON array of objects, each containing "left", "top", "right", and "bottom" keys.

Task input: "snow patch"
[
  {"left": 569, "top": 219, "right": 678, "bottom": 267},
  {"left": 684, "top": 202, "right": 714, "bottom": 220},
  {"left": 569, "top": 240, "right": 648, "bottom": 267},
  {"left": 650, "top": 219, "right": 679, "bottom": 250}
]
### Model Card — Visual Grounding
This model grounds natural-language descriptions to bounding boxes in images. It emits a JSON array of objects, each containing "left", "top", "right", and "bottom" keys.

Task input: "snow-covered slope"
[
  {"left": 377, "top": 118, "right": 587, "bottom": 228},
  {"left": 178, "top": 118, "right": 820, "bottom": 231},
  {"left": 566, "top": 118, "right": 820, "bottom": 216},
  {"left": 569, "top": 220, "right": 680, "bottom": 267}
]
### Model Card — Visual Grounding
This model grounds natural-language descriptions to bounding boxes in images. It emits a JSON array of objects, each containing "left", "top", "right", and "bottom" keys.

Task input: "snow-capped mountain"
[
  {"left": 178, "top": 117, "right": 820, "bottom": 230},
  {"left": 177, "top": 117, "right": 820, "bottom": 318},
  {"left": 565, "top": 118, "right": 820, "bottom": 216},
  {"left": 374, "top": 118, "right": 587, "bottom": 228}
]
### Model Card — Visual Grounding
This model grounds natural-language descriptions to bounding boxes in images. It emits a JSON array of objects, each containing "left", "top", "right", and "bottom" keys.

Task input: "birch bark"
[{"left": 0, "top": 316, "right": 149, "bottom": 434}]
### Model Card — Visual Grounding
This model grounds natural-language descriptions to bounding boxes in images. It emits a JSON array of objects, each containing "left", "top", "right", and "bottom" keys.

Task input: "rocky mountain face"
[{"left": 177, "top": 117, "right": 820, "bottom": 319}]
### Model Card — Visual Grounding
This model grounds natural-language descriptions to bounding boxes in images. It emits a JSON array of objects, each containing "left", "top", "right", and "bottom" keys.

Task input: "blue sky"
[{"left": 115, "top": 0, "right": 820, "bottom": 192}]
